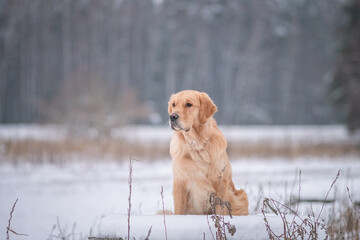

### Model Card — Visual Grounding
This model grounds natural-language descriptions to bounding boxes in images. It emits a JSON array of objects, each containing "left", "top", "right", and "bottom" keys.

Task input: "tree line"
[{"left": 0, "top": 0, "right": 349, "bottom": 126}]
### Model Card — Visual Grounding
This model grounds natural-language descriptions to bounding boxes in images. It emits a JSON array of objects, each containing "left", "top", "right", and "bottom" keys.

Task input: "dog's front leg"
[
  {"left": 173, "top": 180, "right": 188, "bottom": 214},
  {"left": 214, "top": 178, "right": 231, "bottom": 215}
]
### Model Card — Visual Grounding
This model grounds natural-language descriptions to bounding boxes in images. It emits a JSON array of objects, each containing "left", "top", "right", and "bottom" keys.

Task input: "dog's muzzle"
[
  {"left": 169, "top": 113, "right": 189, "bottom": 132},
  {"left": 170, "top": 113, "right": 179, "bottom": 122}
]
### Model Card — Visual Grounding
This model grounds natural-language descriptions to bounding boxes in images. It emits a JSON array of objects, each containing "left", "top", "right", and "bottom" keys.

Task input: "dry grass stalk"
[
  {"left": 288, "top": 170, "right": 302, "bottom": 237},
  {"left": 144, "top": 226, "right": 152, "bottom": 240},
  {"left": 262, "top": 169, "right": 341, "bottom": 240},
  {"left": 206, "top": 214, "right": 216, "bottom": 240},
  {"left": 1, "top": 136, "right": 359, "bottom": 164},
  {"left": 160, "top": 186, "right": 168, "bottom": 240},
  {"left": 6, "top": 198, "right": 28, "bottom": 240},
  {"left": 262, "top": 197, "right": 319, "bottom": 240},
  {"left": 327, "top": 203, "right": 360, "bottom": 239},
  {"left": 47, "top": 217, "right": 79, "bottom": 240},
  {"left": 326, "top": 187, "right": 360, "bottom": 240},
  {"left": 227, "top": 141, "right": 360, "bottom": 158},
  {"left": 316, "top": 170, "right": 341, "bottom": 224},
  {"left": 0, "top": 138, "right": 170, "bottom": 164},
  {"left": 208, "top": 193, "right": 236, "bottom": 240},
  {"left": 127, "top": 156, "right": 133, "bottom": 240},
  {"left": 347, "top": 187, "right": 360, "bottom": 215}
]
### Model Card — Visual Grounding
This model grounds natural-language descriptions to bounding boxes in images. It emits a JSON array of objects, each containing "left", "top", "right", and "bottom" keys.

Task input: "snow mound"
[{"left": 95, "top": 214, "right": 326, "bottom": 240}]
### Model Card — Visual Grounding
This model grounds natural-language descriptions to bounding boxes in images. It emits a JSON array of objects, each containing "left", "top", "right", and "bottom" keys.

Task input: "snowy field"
[
  {"left": 1, "top": 157, "right": 359, "bottom": 239},
  {"left": 0, "top": 124, "right": 358, "bottom": 145},
  {"left": 0, "top": 125, "right": 359, "bottom": 239}
]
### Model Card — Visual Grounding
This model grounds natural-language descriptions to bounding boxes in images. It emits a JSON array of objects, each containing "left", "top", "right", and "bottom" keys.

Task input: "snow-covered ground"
[
  {"left": 0, "top": 157, "right": 359, "bottom": 240},
  {"left": 97, "top": 214, "right": 326, "bottom": 240},
  {"left": 0, "top": 124, "right": 67, "bottom": 141},
  {"left": 115, "top": 125, "right": 358, "bottom": 145},
  {"left": 0, "top": 124, "right": 359, "bottom": 239},
  {"left": 0, "top": 124, "right": 357, "bottom": 144}
]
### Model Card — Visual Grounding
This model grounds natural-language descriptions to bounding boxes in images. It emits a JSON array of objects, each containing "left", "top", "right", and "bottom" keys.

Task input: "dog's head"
[{"left": 168, "top": 90, "right": 217, "bottom": 132}]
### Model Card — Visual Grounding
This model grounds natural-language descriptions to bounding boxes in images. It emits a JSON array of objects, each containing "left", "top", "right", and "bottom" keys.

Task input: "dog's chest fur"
[{"left": 170, "top": 133, "right": 212, "bottom": 179}]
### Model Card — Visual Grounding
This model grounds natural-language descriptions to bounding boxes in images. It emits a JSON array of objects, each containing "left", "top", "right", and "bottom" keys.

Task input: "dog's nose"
[{"left": 170, "top": 113, "right": 179, "bottom": 122}]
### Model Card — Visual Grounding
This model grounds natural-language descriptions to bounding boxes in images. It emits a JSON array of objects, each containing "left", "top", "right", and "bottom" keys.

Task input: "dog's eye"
[
  {"left": 172, "top": 103, "right": 175, "bottom": 107},
  {"left": 186, "top": 103, "right": 192, "bottom": 107}
]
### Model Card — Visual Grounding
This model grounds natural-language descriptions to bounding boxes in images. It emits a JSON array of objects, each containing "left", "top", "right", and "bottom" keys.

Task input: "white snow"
[
  {"left": 0, "top": 124, "right": 67, "bottom": 141},
  {"left": 0, "top": 124, "right": 359, "bottom": 239},
  {"left": 0, "top": 124, "right": 356, "bottom": 145},
  {"left": 112, "top": 125, "right": 357, "bottom": 145},
  {"left": 96, "top": 214, "right": 326, "bottom": 240},
  {"left": 0, "top": 157, "right": 359, "bottom": 239}
]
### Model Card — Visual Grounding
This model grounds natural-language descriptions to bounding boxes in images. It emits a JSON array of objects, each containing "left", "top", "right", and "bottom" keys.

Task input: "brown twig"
[
  {"left": 127, "top": 156, "right": 134, "bottom": 240},
  {"left": 145, "top": 225, "right": 152, "bottom": 240},
  {"left": 6, "top": 198, "right": 29, "bottom": 240},
  {"left": 208, "top": 193, "right": 236, "bottom": 240},
  {"left": 206, "top": 214, "right": 216, "bottom": 240},
  {"left": 288, "top": 170, "right": 301, "bottom": 238},
  {"left": 262, "top": 199, "right": 280, "bottom": 240},
  {"left": 346, "top": 187, "right": 360, "bottom": 215},
  {"left": 160, "top": 186, "right": 168, "bottom": 240},
  {"left": 262, "top": 169, "right": 341, "bottom": 240},
  {"left": 316, "top": 169, "right": 341, "bottom": 223}
]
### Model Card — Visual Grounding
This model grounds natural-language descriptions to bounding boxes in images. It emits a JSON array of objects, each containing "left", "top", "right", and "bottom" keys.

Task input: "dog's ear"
[
  {"left": 199, "top": 92, "right": 217, "bottom": 124},
  {"left": 168, "top": 94, "right": 174, "bottom": 114}
]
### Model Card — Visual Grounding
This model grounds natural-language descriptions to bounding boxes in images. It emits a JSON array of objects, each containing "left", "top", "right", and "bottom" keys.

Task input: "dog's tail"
[{"left": 229, "top": 182, "right": 249, "bottom": 216}]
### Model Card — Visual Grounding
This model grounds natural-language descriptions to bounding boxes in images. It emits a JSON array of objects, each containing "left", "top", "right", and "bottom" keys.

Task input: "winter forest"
[
  {"left": 1, "top": 1, "right": 360, "bottom": 240},
  {"left": 1, "top": 0, "right": 358, "bottom": 128}
]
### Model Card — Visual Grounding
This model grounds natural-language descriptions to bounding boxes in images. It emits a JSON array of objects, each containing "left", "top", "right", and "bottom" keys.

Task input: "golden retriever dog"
[{"left": 168, "top": 90, "right": 248, "bottom": 216}]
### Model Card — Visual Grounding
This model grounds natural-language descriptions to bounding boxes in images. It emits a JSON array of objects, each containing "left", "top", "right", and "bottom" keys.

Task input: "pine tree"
[{"left": 331, "top": 0, "right": 360, "bottom": 132}]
